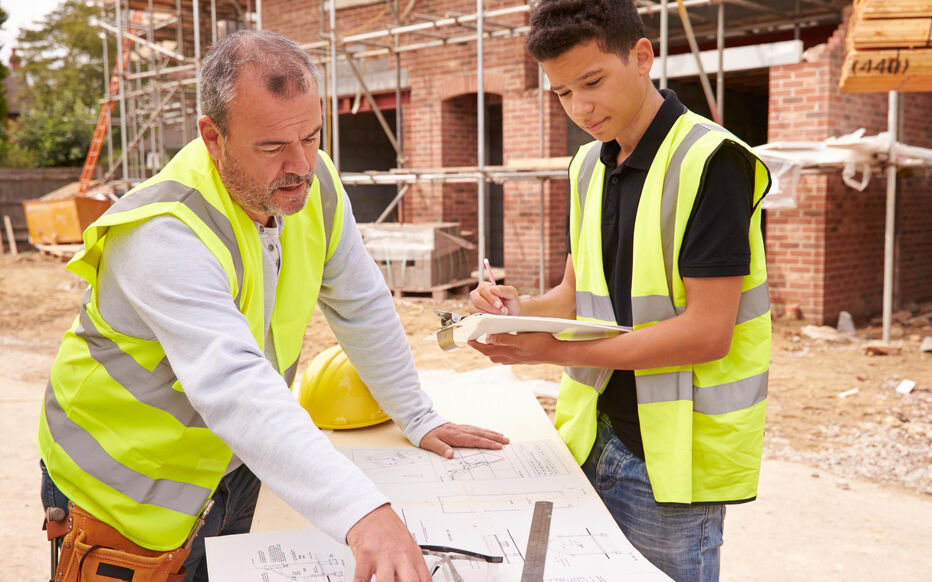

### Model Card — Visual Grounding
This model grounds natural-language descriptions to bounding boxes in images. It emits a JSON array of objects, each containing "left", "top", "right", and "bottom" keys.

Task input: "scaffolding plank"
[
  {"left": 851, "top": 18, "right": 932, "bottom": 50},
  {"left": 840, "top": 48, "right": 932, "bottom": 92},
  {"left": 858, "top": 0, "right": 932, "bottom": 19}
]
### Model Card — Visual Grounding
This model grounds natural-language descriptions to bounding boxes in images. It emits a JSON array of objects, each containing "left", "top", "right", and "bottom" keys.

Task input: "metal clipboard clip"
[{"left": 433, "top": 310, "right": 465, "bottom": 352}]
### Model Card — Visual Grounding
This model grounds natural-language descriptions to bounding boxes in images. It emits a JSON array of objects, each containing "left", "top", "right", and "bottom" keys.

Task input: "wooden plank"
[
  {"left": 859, "top": 0, "right": 932, "bottom": 19},
  {"left": 851, "top": 18, "right": 932, "bottom": 50},
  {"left": 3, "top": 215, "right": 18, "bottom": 257},
  {"left": 840, "top": 48, "right": 932, "bottom": 93}
]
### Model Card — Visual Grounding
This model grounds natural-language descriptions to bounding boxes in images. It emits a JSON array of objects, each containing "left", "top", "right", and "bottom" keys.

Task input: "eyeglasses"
[{"left": 420, "top": 544, "right": 503, "bottom": 582}]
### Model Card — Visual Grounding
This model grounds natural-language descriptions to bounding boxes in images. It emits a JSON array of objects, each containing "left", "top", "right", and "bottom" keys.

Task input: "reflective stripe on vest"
[
  {"left": 76, "top": 291, "right": 206, "bottom": 428},
  {"left": 42, "top": 382, "right": 210, "bottom": 515},
  {"left": 39, "top": 140, "right": 344, "bottom": 549}
]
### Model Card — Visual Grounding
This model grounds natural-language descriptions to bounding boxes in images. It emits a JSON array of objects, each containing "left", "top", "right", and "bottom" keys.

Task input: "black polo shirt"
[{"left": 587, "top": 89, "right": 755, "bottom": 460}]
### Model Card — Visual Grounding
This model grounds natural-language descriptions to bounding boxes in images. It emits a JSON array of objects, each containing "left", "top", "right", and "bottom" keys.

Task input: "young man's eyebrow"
[{"left": 550, "top": 68, "right": 604, "bottom": 92}]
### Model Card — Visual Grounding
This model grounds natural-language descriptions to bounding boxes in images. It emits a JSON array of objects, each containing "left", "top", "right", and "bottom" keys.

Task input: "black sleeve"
[{"left": 678, "top": 143, "right": 754, "bottom": 278}]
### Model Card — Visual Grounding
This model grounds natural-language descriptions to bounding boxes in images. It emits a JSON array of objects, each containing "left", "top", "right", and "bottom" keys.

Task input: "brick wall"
[{"left": 767, "top": 18, "right": 932, "bottom": 324}]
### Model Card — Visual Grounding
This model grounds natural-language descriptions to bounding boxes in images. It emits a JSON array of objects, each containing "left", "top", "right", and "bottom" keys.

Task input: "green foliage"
[
  {"left": 9, "top": 0, "right": 116, "bottom": 167},
  {"left": 0, "top": 6, "right": 11, "bottom": 143},
  {"left": 15, "top": 88, "right": 95, "bottom": 166},
  {"left": 0, "top": 142, "right": 39, "bottom": 168}
]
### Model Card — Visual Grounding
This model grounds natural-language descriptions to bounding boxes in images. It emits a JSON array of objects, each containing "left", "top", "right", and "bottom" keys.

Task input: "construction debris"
[
  {"left": 837, "top": 311, "right": 857, "bottom": 335},
  {"left": 921, "top": 337, "right": 932, "bottom": 353},
  {"left": 801, "top": 325, "right": 850, "bottom": 343},
  {"left": 864, "top": 345, "right": 902, "bottom": 356},
  {"left": 896, "top": 380, "right": 917, "bottom": 395}
]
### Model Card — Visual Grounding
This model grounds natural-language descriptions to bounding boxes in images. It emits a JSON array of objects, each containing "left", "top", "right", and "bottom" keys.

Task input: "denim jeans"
[
  {"left": 581, "top": 415, "right": 725, "bottom": 582},
  {"left": 40, "top": 460, "right": 261, "bottom": 582}
]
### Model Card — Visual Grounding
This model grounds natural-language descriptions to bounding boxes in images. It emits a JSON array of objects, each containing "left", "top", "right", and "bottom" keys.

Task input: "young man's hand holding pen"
[{"left": 471, "top": 258, "right": 521, "bottom": 315}]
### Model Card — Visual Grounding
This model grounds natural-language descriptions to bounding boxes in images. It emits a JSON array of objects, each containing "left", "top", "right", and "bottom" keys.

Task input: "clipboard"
[{"left": 431, "top": 311, "right": 630, "bottom": 351}]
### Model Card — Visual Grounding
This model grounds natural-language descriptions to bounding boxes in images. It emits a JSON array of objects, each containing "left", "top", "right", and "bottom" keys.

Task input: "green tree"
[
  {"left": 12, "top": 0, "right": 115, "bottom": 167},
  {"left": 0, "top": 6, "right": 12, "bottom": 148}
]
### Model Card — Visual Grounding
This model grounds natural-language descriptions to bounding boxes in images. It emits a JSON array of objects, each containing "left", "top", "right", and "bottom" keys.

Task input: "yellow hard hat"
[{"left": 295, "top": 345, "right": 390, "bottom": 430}]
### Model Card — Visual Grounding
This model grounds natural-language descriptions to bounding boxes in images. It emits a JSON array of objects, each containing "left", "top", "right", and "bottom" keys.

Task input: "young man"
[
  {"left": 469, "top": 1, "right": 771, "bottom": 580},
  {"left": 39, "top": 30, "right": 507, "bottom": 582}
]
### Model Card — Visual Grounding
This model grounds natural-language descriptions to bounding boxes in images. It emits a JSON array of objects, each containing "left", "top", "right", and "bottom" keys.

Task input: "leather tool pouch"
[{"left": 54, "top": 502, "right": 191, "bottom": 582}]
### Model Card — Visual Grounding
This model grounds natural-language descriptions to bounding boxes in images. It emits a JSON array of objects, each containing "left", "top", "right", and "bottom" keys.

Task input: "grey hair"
[{"left": 200, "top": 30, "right": 321, "bottom": 135}]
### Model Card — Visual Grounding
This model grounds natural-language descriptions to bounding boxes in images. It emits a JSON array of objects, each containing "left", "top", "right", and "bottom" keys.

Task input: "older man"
[{"left": 39, "top": 30, "right": 506, "bottom": 582}]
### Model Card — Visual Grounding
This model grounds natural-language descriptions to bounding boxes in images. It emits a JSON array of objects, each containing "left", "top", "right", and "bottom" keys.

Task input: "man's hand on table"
[
  {"left": 346, "top": 504, "right": 431, "bottom": 581},
  {"left": 419, "top": 422, "right": 510, "bottom": 459}
]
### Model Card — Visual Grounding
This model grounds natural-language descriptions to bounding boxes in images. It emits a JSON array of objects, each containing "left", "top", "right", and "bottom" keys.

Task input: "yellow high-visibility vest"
[
  {"left": 556, "top": 111, "right": 772, "bottom": 504},
  {"left": 38, "top": 138, "right": 344, "bottom": 549}
]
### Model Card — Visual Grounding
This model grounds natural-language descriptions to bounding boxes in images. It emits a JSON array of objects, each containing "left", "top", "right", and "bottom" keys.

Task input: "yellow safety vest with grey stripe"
[
  {"left": 37, "top": 138, "right": 344, "bottom": 550},
  {"left": 556, "top": 111, "right": 772, "bottom": 504}
]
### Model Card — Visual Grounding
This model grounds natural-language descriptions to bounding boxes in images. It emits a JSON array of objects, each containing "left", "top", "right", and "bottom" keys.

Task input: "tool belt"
[{"left": 48, "top": 502, "right": 190, "bottom": 582}]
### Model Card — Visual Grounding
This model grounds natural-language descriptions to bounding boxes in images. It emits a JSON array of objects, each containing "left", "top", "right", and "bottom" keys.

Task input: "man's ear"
[
  {"left": 634, "top": 37, "right": 654, "bottom": 77},
  {"left": 198, "top": 115, "right": 224, "bottom": 161}
]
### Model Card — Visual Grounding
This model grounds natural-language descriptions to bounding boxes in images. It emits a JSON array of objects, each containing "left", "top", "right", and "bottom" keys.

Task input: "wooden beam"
[
  {"left": 840, "top": 48, "right": 932, "bottom": 93},
  {"left": 851, "top": 17, "right": 932, "bottom": 50},
  {"left": 858, "top": 0, "right": 932, "bottom": 19},
  {"left": 3, "top": 215, "right": 18, "bottom": 256}
]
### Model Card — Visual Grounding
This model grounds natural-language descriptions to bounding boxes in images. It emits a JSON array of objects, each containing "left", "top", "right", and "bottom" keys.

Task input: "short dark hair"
[
  {"left": 200, "top": 30, "right": 320, "bottom": 135},
  {"left": 526, "top": 0, "right": 646, "bottom": 62}
]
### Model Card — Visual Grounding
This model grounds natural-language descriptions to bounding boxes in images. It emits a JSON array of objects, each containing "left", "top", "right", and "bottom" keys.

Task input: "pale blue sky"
[{"left": 1, "top": 0, "right": 65, "bottom": 64}]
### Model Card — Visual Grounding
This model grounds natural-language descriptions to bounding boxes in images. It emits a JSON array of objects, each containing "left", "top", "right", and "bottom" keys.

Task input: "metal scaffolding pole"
[
  {"left": 392, "top": 0, "right": 405, "bottom": 222},
  {"left": 116, "top": 0, "right": 129, "bottom": 181},
  {"left": 476, "top": 0, "right": 487, "bottom": 282},
  {"left": 717, "top": 0, "right": 725, "bottom": 122},
  {"left": 132, "top": 58, "right": 143, "bottom": 178},
  {"left": 342, "top": 50, "right": 403, "bottom": 159},
  {"left": 660, "top": 0, "right": 668, "bottom": 89},
  {"left": 319, "top": 1, "right": 329, "bottom": 160},
  {"left": 329, "top": 2, "right": 340, "bottom": 171},
  {"left": 676, "top": 0, "right": 721, "bottom": 123},
  {"left": 882, "top": 91, "right": 899, "bottom": 344},
  {"left": 100, "top": 0, "right": 114, "bottom": 177},
  {"left": 194, "top": 0, "right": 202, "bottom": 119},
  {"left": 538, "top": 63, "right": 546, "bottom": 294}
]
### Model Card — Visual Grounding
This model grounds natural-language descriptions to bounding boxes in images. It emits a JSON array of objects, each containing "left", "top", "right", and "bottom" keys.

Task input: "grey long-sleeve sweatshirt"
[{"left": 95, "top": 192, "right": 446, "bottom": 544}]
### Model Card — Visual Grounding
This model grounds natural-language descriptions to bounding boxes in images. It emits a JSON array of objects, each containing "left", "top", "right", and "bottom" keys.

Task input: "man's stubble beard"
[{"left": 219, "top": 149, "right": 313, "bottom": 218}]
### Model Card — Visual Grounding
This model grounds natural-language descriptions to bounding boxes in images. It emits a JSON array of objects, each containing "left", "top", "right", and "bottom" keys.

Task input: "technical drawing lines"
[
  {"left": 444, "top": 448, "right": 514, "bottom": 480},
  {"left": 512, "top": 442, "right": 569, "bottom": 477},
  {"left": 347, "top": 448, "right": 438, "bottom": 483},
  {"left": 438, "top": 491, "right": 576, "bottom": 514},
  {"left": 546, "top": 528, "right": 642, "bottom": 568},
  {"left": 250, "top": 544, "right": 345, "bottom": 582}
]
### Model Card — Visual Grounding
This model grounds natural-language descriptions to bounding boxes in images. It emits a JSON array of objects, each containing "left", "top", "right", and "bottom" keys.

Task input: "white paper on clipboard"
[{"left": 430, "top": 313, "right": 630, "bottom": 350}]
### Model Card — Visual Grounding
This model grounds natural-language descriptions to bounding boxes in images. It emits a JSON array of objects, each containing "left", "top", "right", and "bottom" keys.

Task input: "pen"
[{"left": 483, "top": 258, "right": 496, "bottom": 286}]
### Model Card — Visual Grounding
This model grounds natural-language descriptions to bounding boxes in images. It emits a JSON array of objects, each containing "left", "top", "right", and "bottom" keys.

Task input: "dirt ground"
[{"left": 2, "top": 251, "right": 931, "bottom": 580}]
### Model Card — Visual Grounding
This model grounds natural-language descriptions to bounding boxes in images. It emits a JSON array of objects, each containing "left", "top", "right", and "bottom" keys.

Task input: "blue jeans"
[
  {"left": 41, "top": 460, "right": 261, "bottom": 582},
  {"left": 581, "top": 415, "right": 725, "bottom": 582}
]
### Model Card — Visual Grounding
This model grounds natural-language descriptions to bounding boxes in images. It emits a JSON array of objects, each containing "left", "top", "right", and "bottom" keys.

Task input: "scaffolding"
[{"left": 98, "top": 0, "right": 846, "bottom": 293}]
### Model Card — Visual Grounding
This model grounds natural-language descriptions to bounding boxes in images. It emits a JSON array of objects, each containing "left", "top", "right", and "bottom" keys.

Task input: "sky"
[{"left": 1, "top": 0, "right": 64, "bottom": 64}]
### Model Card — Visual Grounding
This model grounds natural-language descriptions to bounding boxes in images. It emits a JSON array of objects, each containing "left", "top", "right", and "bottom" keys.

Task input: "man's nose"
[
  {"left": 572, "top": 96, "right": 594, "bottom": 119},
  {"left": 283, "top": 142, "right": 312, "bottom": 177}
]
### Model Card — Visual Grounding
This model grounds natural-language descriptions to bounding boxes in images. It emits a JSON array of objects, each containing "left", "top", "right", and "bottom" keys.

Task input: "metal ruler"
[{"left": 520, "top": 501, "right": 553, "bottom": 582}]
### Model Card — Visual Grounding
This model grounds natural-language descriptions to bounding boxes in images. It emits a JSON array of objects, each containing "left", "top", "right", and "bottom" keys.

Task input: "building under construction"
[{"left": 91, "top": 0, "right": 932, "bottom": 327}]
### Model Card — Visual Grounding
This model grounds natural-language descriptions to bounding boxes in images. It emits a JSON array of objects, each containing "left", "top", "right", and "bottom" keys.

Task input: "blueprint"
[{"left": 207, "top": 441, "right": 670, "bottom": 581}]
